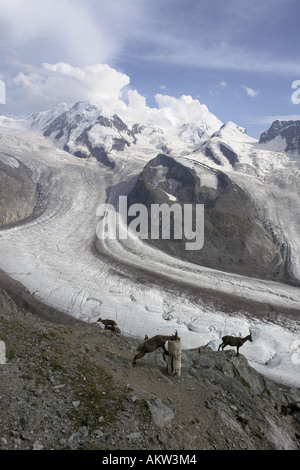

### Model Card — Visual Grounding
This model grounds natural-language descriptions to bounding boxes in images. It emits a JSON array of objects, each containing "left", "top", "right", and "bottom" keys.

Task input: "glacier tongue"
[{"left": 0, "top": 106, "right": 300, "bottom": 388}]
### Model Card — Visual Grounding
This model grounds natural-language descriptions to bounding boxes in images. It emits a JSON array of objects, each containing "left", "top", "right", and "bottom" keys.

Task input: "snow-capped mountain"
[
  {"left": 27, "top": 101, "right": 300, "bottom": 174},
  {"left": 27, "top": 100, "right": 223, "bottom": 167},
  {"left": 258, "top": 120, "right": 300, "bottom": 168},
  {"left": 1, "top": 101, "right": 300, "bottom": 388},
  {"left": 259, "top": 119, "right": 300, "bottom": 154}
]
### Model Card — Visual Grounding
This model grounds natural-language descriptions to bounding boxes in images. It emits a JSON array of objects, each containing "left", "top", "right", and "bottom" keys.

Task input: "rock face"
[
  {"left": 0, "top": 157, "right": 37, "bottom": 227},
  {"left": 127, "top": 154, "right": 282, "bottom": 280},
  {"left": 40, "top": 103, "right": 123, "bottom": 169},
  {"left": 29, "top": 102, "right": 143, "bottom": 169},
  {"left": 259, "top": 120, "right": 300, "bottom": 154}
]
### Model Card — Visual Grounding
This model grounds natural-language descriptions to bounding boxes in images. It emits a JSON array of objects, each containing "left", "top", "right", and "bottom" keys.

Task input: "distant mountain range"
[
  {"left": 26, "top": 100, "right": 222, "bottom": 168},
  {"left": 26, "top": 102, "right": 300, "bottom": 171}
]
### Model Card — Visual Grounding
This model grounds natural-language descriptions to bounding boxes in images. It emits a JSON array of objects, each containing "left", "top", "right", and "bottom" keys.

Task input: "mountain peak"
[
  {"left": 259, "top": 119, "right": 300, "bottom": 154},
  {"left": 211, "top": 121, "right": 249, "bottom": 140},
  {"left": 24, "top": 99, "right": 224, "bottom": 164}
]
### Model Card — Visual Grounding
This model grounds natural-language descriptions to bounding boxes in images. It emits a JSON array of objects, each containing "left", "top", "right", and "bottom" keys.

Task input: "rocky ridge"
[
  {"left": 259, "top": 120, "right": 300, "bottom": 154},
  {"left": 0, "top": 287, "right": 299, "bottom": 451}
]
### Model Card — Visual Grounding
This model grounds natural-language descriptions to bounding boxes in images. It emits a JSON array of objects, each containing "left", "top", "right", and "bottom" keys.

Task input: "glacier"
[{"left": 0, "top": 105, "right": 299, "bottom": 388}]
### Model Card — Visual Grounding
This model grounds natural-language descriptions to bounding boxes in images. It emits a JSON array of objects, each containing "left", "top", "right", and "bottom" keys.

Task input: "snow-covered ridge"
[{"left": 26, "top": 99, "right": 222, "bottom": 161}]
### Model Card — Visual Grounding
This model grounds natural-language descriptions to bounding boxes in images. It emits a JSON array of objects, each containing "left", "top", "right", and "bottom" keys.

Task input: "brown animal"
[
  {"left": 97, "top": 317, "right": 116, "bottom": 328},
  {"left": 218, "top": 333, "right": 252, "bottom": 356},
  {"left": 133, "top": 331, "right": 178, "bottom": 365},
  {"left": 97, "top": 317, "right": 120, "bottom": 334}
]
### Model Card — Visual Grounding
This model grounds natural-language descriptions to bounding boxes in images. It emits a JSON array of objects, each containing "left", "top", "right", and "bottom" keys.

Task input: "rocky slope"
[
  {"left": 0, "top": 287, "right": 299, "bottom": 451},
  {"left": 0, "top": 156, "right": 37, "bottom": 227}
]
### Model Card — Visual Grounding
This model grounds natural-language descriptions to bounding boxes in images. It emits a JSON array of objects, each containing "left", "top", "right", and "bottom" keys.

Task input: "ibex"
[
  {"left": 97, "top": 317, "right": 120, "bottom": 334},
  {"left": 218, "top": 333, "right": 252, "bottom": 356},
  {"left": 133, "top": 331, "right": 178, "bottom": 365}
]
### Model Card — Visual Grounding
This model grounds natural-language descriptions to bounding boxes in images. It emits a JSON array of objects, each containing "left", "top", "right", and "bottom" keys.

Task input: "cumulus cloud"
[
  {"left": 126, "top": 89, "right": 222, "bottom": 130},
  {"left": 11, "top": 62, "right": 130, "bottom": 115},
  {"left": 42, "top": 63, "right": 130, "bottom": 104},
  {"left": 155, "top": 94, "right": 215, "bottom": 126}
]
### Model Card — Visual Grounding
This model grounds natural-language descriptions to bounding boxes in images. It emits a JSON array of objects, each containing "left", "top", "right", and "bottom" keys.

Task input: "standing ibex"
[
  {"left": 218, "top": 333, "right": 252, "bottom": 356},
  {"left": 97, "top": 317, "right": 120, "bottom": 334},
  {"left": 133, "top": 331, "right": 178, "bottom": 365}
]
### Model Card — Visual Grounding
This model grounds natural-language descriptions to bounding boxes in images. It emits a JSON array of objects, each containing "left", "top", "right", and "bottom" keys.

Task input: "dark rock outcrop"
[
  {"left": 219, "top": 143, "right": 239, "bottom": 167},
  {"left": 127, "top": 154, "right": 284, "bottom": 281},
  {"left": 0, "top": 158, "right": 37, "bottom": 227}
]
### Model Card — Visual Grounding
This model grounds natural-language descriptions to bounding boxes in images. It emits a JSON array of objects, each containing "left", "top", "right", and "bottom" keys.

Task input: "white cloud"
[
  {"left": 241, "top": 85, "right": 259, "bottom": 98},
  {"left": 126, "top": 91, "right": 222, "bottom": 130},
  {"left": 155, "top": 94, "right": 212, "bottom": 124},
  {"left": 11, "top": 63, "right": 130, "bottom": 115},
  {"left": 43, "top": 63, "right": 130, "bottom": 103}
]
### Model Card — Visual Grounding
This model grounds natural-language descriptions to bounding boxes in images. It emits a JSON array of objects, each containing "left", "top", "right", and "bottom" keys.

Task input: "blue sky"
[{"left": 0, "top": 0, "right": 300, "bottom": 138}]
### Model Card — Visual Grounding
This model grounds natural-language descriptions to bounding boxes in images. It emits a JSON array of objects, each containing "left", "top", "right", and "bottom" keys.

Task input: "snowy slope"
[{"left": 0, "top": 106, "right": 299, "bottom": 387}]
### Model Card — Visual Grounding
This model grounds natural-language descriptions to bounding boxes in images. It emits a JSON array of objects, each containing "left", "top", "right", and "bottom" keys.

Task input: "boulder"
[{"left": 146, "top": 398, "right": 175, "bottom": 428}]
